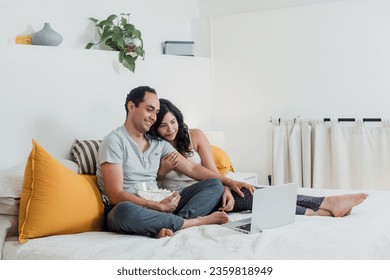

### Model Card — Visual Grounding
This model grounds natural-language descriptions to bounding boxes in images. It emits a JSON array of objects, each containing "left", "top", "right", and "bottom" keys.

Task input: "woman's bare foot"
[
  {"left": 181, "top": 211, "right": 229, "bottom": 229},
  {"left": 155, "top": 228, "right": 173, "bottom": 238},
  {"left": 320, "top": 193, "right": 368, "bottom": 217},
  {"left": 305, "top": 208, "right": 332, "bottom": 216}
]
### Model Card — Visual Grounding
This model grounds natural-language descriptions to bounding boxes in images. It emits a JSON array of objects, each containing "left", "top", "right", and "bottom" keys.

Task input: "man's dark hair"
[{"left": 125, "top": 86, "right": 157, "bottom": 115}]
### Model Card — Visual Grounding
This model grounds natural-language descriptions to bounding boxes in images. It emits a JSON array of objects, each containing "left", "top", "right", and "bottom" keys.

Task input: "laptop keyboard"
[{"left": 237, "top": 223, "right": 251, "bottom": 232}]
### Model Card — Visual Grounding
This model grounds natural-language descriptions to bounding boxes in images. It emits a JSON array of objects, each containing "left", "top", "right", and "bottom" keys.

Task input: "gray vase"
[{"left": 31, "top": 23, "right": 63, "bottom": 46}]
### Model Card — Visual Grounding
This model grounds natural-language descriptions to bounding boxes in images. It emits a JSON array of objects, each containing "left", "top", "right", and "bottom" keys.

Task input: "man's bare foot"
[
  {"left": 155, "top": 228, "right": 173, "bottom": 238},
  {"left": 321, "top": 193, "right": 368, "bottom": 217},
  {"left": 197, "top": 211, "right": 229, "bottom": 225},
  {"left": 181, "top": 211, "right": 229, "bottom": 229}
]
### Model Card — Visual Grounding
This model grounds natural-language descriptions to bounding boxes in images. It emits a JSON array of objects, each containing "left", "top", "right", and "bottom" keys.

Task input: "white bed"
[{"left": 1, "top": 184, "right": 390, "bottom": 260}]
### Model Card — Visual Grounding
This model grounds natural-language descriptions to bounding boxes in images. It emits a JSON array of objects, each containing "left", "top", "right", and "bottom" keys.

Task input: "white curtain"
[{"left": 272, "top": 118, "right": 390, "bottom": 191}]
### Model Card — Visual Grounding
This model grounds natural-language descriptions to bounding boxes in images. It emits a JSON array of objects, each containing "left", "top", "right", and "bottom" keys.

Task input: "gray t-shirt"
[{"left": 96, "top": 125, "right": 175, "bottom": 197}]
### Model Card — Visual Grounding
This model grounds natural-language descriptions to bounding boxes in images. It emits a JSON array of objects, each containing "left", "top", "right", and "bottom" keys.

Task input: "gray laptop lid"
[
  {"left": 250, "top": 183, "right": 297, "bottom": 233},
  {"left": 222, "top": 183, "right": 298, "bottom": 233}
]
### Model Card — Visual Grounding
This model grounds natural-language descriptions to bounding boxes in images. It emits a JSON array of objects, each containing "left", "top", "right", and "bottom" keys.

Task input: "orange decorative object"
[{"left": 15, "top": 35, "right": 32, "bottom": 45}]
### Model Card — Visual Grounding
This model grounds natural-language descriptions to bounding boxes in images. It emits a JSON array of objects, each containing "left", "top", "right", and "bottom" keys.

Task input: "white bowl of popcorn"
[{"left": 135, "top": 182, "right": 173, "bottom": 202}]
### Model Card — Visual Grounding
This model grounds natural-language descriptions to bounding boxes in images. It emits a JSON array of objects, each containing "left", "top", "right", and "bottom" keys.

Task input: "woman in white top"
[{"left": 148, "top": 99, "right": 368, "bottom": 216}]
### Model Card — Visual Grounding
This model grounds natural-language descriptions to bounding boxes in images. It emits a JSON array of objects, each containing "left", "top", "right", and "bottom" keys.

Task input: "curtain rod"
[
  {"left": 323, "top": 118, "right": 382, "bottom": 122},
  {"left": 269, "top": 118, "right": 382, "bottom": 123}
]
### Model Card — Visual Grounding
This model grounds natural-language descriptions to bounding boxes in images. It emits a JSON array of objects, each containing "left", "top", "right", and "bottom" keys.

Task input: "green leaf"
[
  {"left": 136, "top": 47, "right": 144, "bottom": 57},
  {"left": 121, "top": 17, "right": 128, "bottom": 26},
  {"left": 99, "top": 18, "right": 114, "bottom": 28},
  {"left": 105, "top": 38, "right": 120, "bottom": 51},
  {"left": 121, "top": 55, "right": 136, "bottom": 72},
  {"left": 116, "top": 38, "right": 125, "bottom": 49},
  {"left": 119, "top": 50, "right": 126, "bottom": 63},
  {"left": 88, "top": 17, "right": 98, "bottom": 23},
  {"left": 124, "top": 26, "right": 135, "bottom": 38},
  {"left": 100, "top": 26, "right": 113, "bottom": 41},
  {"left": 133, "top": 29, "right": 142, "bottom": 39},
  {"left": 124, "top": 24, "right": 135, "bottom": 31},
  {"left": 85, "top": 42, "right": 95, "bottom": 49},
  {"left": 112, "top": 27, "right": 122, "bottom": 42},
  {"left": 96, "top": 22, "right": 104, "bottom": 29},
  {"left": 106, "top": 14, "right": 117, "bottom": 22}
]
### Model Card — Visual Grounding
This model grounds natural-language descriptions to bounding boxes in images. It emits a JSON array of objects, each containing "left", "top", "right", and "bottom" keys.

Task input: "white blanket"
[{"left": 1, "top": 188, "right": 390, "bottom": 260}]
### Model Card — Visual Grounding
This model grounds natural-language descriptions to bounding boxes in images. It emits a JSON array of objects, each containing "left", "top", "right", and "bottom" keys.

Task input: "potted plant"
[{"left": 86, "top": 13, "right": 145, "bottom": 73}]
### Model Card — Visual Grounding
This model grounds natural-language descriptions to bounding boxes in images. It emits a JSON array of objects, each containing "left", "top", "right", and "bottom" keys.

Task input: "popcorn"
[
  {"left": 136, "top": 188, "right": 173, "bottom": 202},
  {"left": 135, "top": 182, "right": 173, "bottom": 202}
]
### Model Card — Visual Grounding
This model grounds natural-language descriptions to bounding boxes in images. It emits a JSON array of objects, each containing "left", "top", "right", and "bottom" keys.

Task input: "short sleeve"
[
  {"left": 98, "top": 133, "right": 123, "bottom": 165},
  {"left": 161, "top": 140, "right": 176, "bottom": 157}
]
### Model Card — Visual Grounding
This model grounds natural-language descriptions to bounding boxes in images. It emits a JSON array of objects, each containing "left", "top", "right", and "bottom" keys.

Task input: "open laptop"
[{"left": 222, "top": 183, "right": 298, "bottom": 234}]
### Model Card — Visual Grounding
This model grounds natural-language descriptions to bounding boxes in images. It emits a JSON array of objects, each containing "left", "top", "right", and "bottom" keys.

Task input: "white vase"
[{"left": 31, "top": 23, "right": 63, "bottom": 46}]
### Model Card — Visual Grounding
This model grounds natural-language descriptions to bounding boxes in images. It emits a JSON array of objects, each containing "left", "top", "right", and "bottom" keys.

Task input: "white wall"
[
  {"left": 211, "top": 0, "right": 390, "bottom": 184},
  {"left": 0, "top": 0, "right": 214, "bottom": 169},
  {"left": 198, "top": 0, "right": 346, "bottom": 17}
]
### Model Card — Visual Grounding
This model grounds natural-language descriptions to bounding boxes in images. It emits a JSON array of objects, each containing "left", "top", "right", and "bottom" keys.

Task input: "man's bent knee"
[{"left": 204, "top": 178, "right": 224, "bottom": 195}]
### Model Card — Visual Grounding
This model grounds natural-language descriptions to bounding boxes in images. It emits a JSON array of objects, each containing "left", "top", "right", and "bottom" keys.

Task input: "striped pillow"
[{"left": 70, "top": 139, "right": 101, "bottom": 174}]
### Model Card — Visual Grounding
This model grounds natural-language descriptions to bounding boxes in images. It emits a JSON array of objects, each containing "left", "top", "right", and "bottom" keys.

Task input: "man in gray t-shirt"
[
  {"left": 96, "top": 125, "right": 175, "bottom": 196},
  {"left": 97, "top": 86, "right": 251, "bottom": 238}
]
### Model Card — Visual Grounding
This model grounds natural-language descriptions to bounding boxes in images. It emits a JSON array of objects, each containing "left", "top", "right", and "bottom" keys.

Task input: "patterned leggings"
[{"left": 230, "top": 188, "right": 325, "bottom": 215}]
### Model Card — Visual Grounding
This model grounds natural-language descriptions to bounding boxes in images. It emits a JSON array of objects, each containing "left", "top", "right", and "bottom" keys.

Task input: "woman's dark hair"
[{"left": 148, "top": 98, "right": 193, "bottom": 157}]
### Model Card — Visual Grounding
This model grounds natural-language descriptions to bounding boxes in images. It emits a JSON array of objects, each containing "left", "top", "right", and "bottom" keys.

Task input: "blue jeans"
[{"left": 106, "top": 178, "right": 224, "bottom": 237}]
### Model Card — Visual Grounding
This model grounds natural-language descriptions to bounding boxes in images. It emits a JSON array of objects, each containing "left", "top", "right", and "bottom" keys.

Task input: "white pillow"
[
  {"left": 0, "top": 159, "right": 79, "bottom": 198},
  {"left": 60, "top": 159, "right": 80, "bottom": 173},
  {"left": 0, "top": 165, "right": 24, "bottom": 215},
  {"left": 0, "top": 159, "right": 79, "bottom": 216},
  {"left": 0, "top": 197, "right": 20, "bottom": 215},
  {"left": 0, "top": 164, "right": 25, "bottom": 198}
]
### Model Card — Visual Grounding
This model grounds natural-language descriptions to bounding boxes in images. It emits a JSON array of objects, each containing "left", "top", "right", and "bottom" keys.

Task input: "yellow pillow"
[
  {"left": 210, "top": 145, "right": 235, "bottom": 176},
  {"left": 19, "top": 140, "right": 104, "bottom": 243}
]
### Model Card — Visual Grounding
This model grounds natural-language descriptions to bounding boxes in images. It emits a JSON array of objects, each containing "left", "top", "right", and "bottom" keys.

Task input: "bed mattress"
[{"left": 1, "top": 188, "right": 389, "bottom": 260}]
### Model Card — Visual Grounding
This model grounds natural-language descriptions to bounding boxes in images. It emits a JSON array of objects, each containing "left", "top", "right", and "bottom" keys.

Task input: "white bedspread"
[{"left": 1, "top": 188, "right": 390, "bottom": 260}]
